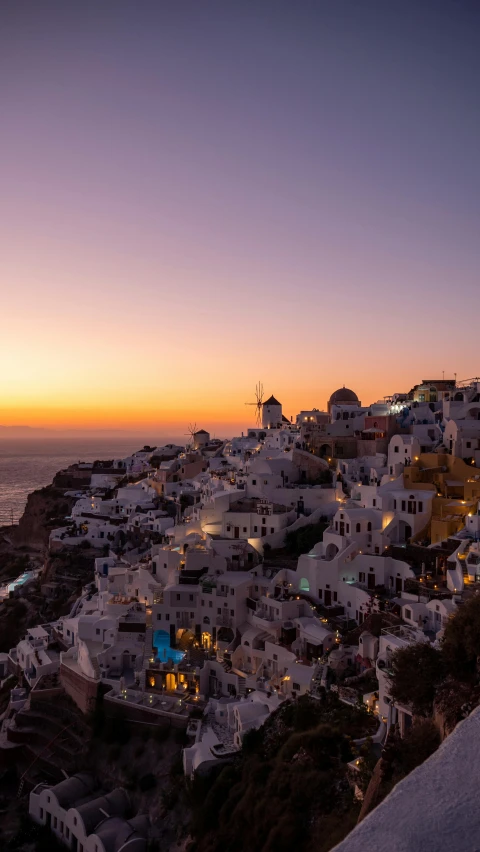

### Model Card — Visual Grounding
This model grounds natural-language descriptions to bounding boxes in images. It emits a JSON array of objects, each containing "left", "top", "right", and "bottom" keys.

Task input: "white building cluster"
[{"left": 2, "top": 380, "right": 480, "bottom": 842}]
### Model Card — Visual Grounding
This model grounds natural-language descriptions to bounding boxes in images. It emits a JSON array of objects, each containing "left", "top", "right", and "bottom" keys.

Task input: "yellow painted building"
[{"left": 404, "top": 453, "right": 480, "bottom": 544}]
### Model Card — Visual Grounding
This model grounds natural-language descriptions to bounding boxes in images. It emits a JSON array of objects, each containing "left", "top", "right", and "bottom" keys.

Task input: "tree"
[
  {"left": 388, "top": 642, "right": 445, "bottom": 717},
  {"left": 442, "top": 595, "right": 480, "bottom": 681}
]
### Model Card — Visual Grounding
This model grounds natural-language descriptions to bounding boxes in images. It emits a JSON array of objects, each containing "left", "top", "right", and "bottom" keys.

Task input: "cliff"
[{"left": 13, "top": 485, "right": 76, "bottom": 550}]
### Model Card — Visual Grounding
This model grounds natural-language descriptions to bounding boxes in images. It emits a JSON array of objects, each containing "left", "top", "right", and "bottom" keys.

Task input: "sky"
[{"left": 1, "top": 0, "right": 479, "bottom": 436}]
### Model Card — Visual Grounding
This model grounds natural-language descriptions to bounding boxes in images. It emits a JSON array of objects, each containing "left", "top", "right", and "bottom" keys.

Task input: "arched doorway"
[
  {"left": 398, "top": 521, "right": 412, "bottom": 543},
  {"left": 325, "top": 543, "right": 339, "bottom": 561},
  {"left": 166, "top": 673, "right": 176, "bottom": 691}
]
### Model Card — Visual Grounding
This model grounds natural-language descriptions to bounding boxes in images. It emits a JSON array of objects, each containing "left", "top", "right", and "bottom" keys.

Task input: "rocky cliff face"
[{"left": 13, "top": 486, "right": 76, "bottom": 550}]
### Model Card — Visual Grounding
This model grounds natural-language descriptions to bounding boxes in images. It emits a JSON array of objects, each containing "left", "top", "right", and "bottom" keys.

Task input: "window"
[
  {"left": 40, "top": 809, "right": 44, "bottom": 820},
  {"left": 333, "top": 591, "right": 338, "bottom": 602},
  {"left": 405, "top": 608, "right": 412, "bottom": 620},
  {"left": 401, "top": 501, "right": 406, "bottom": 511},
  {"left": 217, "top": 608, "right": 221, "bottom": 615},
  {"left": 270, "top": 527, "right": 274, "bottom": 534},
  {"left": 96, "top": 628, "right": 100, "bottom": 635},
  {"left": 419, "top": 502, "right": 423, "bottom": 512},
  {"left": 226, "top": 525, "right": 231, "bottom": 532},
  {"left": 359, "top": 572, "right": 365, "bottom": 583},
  {"left": 466, "top": 442, "right": 471, "bottom": 449},
  {"left": 176, "top": 612, "right": 180, "bottom": 619},
  {"left": 293, "top": 682, "right": 300, "bottom": 691},
  {"left": 243, "top": 527, "right": 247, "bottom": 532},
  {"left": 190, "top": 612, "right": 194, "bottom": 618},
  {"left": 318, "top": 588, "right": 323, "bottom": 598},
  {"left": 165, "top": 614, "right": 170, "bottom": 621},
  {"left": 230, "top": 589, "right": 234, "bottom": 596},
  {"left": 393, "top": 499, "right": 396, "bottom": 509},
  {"left": 273, "top": 653, "right": 278, "bottom": 660},
  {"left": 176, "top": 593, "right": 180, "bottom": 601},
  {"left": 394, "top": 446, "right": 399, "bottom": 453},
  {"left": 335, "top": 522, "right": 338, "bottom": 531},
  {"left": 356, "top": 523, "right": 361, "bottom": 533},
  {"left": 157, "top": 613, "right": 161, "bottom": 621},
  {"left": 189, "top": 594, "right": 193, "bottom": 601},
  {"left": 252, "top": 479, "right": 256, "bottom": 485},
  {"left": 373, "top": 499, "right": 376, "bottom": 507},
  {"left": 209, "top": 601, "right": 212, "bottom": 608},
  {"left": 346, "top": 524, "right": 350, "bottom": 533},
  {"left": 254, "top": 526, "right": 258, "bottom": 532},
  {"left": 367, "top": 522, "right": 372, "bottom": 531},
  {"left": 230, "top": 609, "right": 234, "bottom": 616},
  {"left": 73, "top": 817, "right": 77, "bottom": 826}
]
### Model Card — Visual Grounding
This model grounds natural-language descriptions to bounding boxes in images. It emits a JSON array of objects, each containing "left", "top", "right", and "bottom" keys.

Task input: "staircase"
[{"left": 237, "top": 677, "right": 246, "bottom": 696}]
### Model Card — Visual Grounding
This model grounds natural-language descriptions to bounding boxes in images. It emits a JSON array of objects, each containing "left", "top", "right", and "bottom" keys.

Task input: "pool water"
[{"left": 153, "top": 630, "right": 185, "bottom": 664}]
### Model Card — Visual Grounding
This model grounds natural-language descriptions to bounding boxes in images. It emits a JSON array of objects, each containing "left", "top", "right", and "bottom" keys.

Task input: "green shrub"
[{"left": 139, "top": 772, "right": 157, "bottom": 792}]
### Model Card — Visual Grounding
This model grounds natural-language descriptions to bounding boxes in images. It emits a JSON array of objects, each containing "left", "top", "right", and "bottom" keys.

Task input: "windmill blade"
[
  {"left": 185, "top": 422, "right": 197, "bottom": 444},
  {"left": 255, "top": 381, "right": 264, "bottom": 406},
  {"left": 246, "top": 382, "right": 264, "bottom": 426}
]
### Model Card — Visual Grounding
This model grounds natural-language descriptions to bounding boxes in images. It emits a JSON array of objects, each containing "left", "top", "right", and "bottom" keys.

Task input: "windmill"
[
  {"left": 185, "top": 422, "right": 197, "bottom": 449},
  {"left": 245, "top": 382, "right": 265, "bottom": 426}
]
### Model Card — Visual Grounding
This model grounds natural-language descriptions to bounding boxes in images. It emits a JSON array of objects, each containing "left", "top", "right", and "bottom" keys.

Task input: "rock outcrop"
[{"left": 13, "top": 486, "right": 76, "bottom": 550}]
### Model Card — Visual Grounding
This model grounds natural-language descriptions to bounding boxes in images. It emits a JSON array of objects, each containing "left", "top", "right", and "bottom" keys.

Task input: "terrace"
[{"left": 106, "top": 687, "right": 196, "bottom": 718}]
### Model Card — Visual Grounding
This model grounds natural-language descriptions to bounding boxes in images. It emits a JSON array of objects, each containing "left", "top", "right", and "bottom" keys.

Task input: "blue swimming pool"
[{"left": 153, "top": 630, "right": 185, "bottom": 664}]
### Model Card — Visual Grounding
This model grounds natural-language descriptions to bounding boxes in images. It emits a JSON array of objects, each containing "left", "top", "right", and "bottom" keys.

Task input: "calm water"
[{"left": 0, "top": 437, "right": 173, "bottom": 527}]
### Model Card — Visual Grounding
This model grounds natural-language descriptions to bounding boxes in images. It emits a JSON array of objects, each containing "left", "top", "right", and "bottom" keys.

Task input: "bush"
[
  {"left": 154, "top": 724, "right": 170, "bottom": 743},
  {"left": 108, "top": 743, "right": 121, "bottom": 761},
  {"left": 388, "top": 642, "right": 445, "bottom": 716},
  {"left": 174, "top": 728, "right": 189, "bottom": 745},
  {"left": 139, "top": 772, "right": 157, "bottom": 792},
  {"left": 103, "top": 715, "right": 132, "bottom": 745},
  {"left": 442, "top": 595, "right": 480, "bottom": 681},
  {"left": 395, "top": 719, "right": 440, "bottom": 774}
]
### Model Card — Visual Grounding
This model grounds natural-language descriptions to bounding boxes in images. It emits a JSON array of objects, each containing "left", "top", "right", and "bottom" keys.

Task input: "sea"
[{"left": 0, "top": 436, "right": 176, "bottom": 527}]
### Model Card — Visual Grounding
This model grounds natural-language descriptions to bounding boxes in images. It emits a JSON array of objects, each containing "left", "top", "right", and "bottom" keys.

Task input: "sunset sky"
[{"left": 1, "top": 1, "right": 479, "bottom": 436}]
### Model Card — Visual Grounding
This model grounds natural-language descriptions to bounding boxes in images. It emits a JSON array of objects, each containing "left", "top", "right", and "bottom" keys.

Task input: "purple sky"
[{"left": 1, "top": 1, "right": 479, "bottom": 431}]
